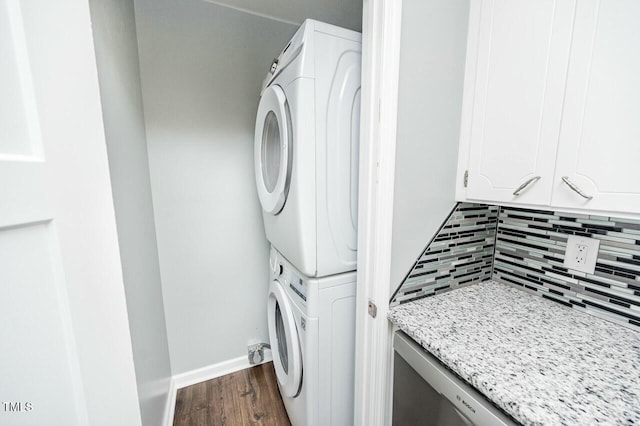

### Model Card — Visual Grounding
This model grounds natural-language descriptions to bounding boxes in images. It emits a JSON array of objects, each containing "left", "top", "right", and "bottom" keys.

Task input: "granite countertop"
[{"left": 388, "top": 280, "right": 640, "bottom": 426}]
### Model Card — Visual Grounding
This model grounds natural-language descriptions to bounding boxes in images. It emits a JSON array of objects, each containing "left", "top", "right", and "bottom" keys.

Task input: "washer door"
[
  {"left": 267, "top": 279, "right": 302, "bottom": 398},
  {"left": 254, "top": 84, "right": 293, "bottom": 215}
]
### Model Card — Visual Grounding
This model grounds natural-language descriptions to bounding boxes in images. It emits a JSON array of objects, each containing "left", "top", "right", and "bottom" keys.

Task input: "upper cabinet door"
[
  {"left": 553, "top": 0, "right": 640, "bottom": 213},
  {"left": 464, "top": 0, "right": 576, "bottom": 205}
]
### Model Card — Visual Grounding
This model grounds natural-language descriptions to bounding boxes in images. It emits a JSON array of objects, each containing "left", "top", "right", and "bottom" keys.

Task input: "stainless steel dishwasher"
[{"left": 393, "top": 331, "right": 518, "bottom": 426}]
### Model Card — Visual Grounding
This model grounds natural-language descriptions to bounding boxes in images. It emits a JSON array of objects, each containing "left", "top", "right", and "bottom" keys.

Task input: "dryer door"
[
  {"left": 267, "top": 279, "right": 302, "bottom": 398},
  {"left": 254, "top": 84, "right": 293, "bottom": 215}
]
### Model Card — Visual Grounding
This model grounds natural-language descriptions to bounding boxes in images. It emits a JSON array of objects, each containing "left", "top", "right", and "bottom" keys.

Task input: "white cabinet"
[
  {"left": 463, "top": 0, "right": 575, "bottom": 206},
  {"left": 552, "top": 0, "right": 640, "bottom": 213},
  {"left": 458, "top": 0, "right": 640, "bottom": 215}
]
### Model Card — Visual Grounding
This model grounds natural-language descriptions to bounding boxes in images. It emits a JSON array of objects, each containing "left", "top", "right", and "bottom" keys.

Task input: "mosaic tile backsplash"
[
  {"left": 390, "top": 203, "right": 498, "bottom": 306},
  {"left": 493, "top": 206, "right": 640, "bottom": 329},
  {"left": 391, "top": 203, "right": 640, "bottom": 329}
]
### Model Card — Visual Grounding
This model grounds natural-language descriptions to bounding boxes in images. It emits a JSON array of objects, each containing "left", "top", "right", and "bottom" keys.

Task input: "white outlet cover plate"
[{"left": 564, "top": 235, "right": 600, "bottom": 274}]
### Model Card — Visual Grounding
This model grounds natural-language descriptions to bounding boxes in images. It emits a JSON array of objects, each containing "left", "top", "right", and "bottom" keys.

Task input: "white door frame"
[{"left": 354, "top": 0, "right": 403, "bottom": 424}]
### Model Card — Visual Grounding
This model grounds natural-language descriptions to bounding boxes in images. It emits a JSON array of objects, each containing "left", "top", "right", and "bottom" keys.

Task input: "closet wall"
[
  {"left": 89, "top": 0, "right": 172, "bottom": 423},
  {"left": 134, "top": 0, "right": 297, "bottom": 374},
  {"left": 390, "top": 0, "right": 470, "bottom": 291}
]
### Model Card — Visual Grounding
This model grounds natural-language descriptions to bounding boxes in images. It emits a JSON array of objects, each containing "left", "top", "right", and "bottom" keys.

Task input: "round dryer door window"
[
  {"left": 254, "top": 84, "right": 292, "bottom": 215},
  {"left": 267, "top": 279, "right": 302, "bottom": 398}
]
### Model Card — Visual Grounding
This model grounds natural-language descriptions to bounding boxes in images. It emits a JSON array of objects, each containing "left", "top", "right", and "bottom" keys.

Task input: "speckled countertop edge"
[{"left": 388, "top": 280, "right": 640, "bottom": 426}]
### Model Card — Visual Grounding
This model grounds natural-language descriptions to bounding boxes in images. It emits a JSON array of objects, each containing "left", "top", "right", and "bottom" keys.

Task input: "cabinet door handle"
[
  {"left": 561, "top": 176, "right": 593, "bottom": 200},
  {"left": 513, "top": 176, "right": 541, "bottom": 196}
]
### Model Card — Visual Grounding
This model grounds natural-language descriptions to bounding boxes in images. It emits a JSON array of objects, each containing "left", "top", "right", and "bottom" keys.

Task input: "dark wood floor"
[{"left": 173, "top": 362, "right": 291, "bottom": 426}]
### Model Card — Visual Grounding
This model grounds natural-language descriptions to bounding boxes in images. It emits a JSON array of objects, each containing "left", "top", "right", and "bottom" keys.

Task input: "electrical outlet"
[
  {"left": 564, "top": 236, "right": 600, "bottom": 274},
  {"left": 575, "top": 244, "right": 588, "bottom": 265}
]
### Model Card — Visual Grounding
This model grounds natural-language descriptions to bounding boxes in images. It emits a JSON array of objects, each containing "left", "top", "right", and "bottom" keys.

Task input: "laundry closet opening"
[{"left": 130, "top": 0, "right": 363, "bottom": 424}]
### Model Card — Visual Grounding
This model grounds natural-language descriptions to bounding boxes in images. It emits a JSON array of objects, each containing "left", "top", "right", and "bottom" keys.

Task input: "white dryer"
[
  {"left": 254, "top": 20, "right": 362, "bottom": 278},
  {"left": 267, "top": 246, "right": 356, "bottom": 426}
]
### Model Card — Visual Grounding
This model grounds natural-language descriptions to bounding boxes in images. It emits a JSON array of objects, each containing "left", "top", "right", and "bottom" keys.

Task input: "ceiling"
[{"left": 204, "top": 0, "right": 363, "bottom": 32}]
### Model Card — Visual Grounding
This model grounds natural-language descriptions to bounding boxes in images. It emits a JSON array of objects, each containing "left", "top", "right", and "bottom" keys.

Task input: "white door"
[
  {"left": 267, "top": 280, "right": 302, "bottom": 398},
  {"left": 254, "top": 84, "right": 293, "bottom": 215},
  {"left": 552, "top": 0, "right": 640, "bottom": 214},
  {"left": 1, "top": 0, "right": 140, "bottom": 425},
  {"left": 464, "top": 0, "right": 575, "bottom": 205}
]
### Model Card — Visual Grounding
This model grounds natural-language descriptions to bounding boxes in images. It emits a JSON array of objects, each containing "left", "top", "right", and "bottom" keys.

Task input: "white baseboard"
[
  {"left": 173, "top": 350, "right": 273, "bottom": 390},
  {"left": 163, "top": 351, "right": 273, "bottom": 426}
]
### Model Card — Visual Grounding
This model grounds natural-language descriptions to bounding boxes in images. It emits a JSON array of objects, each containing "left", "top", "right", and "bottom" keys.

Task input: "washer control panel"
[
  {"left": 271, "top": 248, "right": 307, "bottom": 302},
  {"left": 287, "top": 272, "right": 307, "bottom": 302}
]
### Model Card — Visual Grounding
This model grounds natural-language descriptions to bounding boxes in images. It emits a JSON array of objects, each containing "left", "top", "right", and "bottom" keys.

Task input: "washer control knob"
[
  {"left": 271, "top": 260, "right": 283, "bottom": 277},
  {"left": 270, "top": 58, "right": 279, "bottom": 74}
]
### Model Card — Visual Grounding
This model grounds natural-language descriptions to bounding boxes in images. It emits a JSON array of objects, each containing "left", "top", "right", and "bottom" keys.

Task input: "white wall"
[
  {"left": 390, "top": 0, "right": 470, "bottom": 292},
  {"left": 88, "top": 0, "right": 172, "bottom": 424},
  {"left": 134, "top": 0, "right": 297, "bottom": 374}
]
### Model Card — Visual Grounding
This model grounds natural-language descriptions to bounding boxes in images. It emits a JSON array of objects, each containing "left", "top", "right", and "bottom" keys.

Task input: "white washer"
[
  {"left": 267, "top": 246, "right": 356, "bottom": 426},
  {"left": 254, "top": 20, "right": 362, "bottom": 278}
]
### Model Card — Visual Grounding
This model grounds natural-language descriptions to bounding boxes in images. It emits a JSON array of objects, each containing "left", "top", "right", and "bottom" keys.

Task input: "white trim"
[
  {"left": 354, "top": 0, "right": 403, "bottom": 425},
  {"left": 162, "top": 379, "right": 177, "bottom": 426},
  {"left": 455, "top": 198, "right": 640, "bottom": 221},
  {"left": 173, "top": 352, "right": 273, "bottom": 390}
]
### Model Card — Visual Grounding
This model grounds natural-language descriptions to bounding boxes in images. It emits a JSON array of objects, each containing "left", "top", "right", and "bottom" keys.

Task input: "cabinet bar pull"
[
  {"left": 513, "top": 176, "right": 541, "bottom": 196},
  {"left": 561, "top": 176, "right": 593, "bottom": 200}
]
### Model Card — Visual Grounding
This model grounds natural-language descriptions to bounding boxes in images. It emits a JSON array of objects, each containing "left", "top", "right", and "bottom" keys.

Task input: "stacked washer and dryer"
[{"left": 253, "top": 20, "right": 362, "bottom": 426}]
